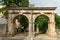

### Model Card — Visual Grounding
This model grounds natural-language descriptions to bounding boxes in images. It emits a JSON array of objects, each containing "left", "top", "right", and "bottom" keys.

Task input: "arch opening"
[
  {"left": 13, "top": 15, "right": 29, "bottom": 37},
  {"left": 34, "top": 15, "right": 49, "bottom": 36}
]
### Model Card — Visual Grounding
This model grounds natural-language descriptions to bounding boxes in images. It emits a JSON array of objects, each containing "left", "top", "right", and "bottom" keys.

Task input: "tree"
[
  {"left": 35, "top": 16, "right": 48, "bottom": 33},
  {"left": 2, "top": 0, "right": 11, "bottom": 6},
  {"left": 14, "top": 15, "right": 29, "bottom": 32},
  {"left": 35, "top": 14, "right": 60, "bottom": 33},
  {"left": 2, "top": 0, "right": 29, "bottom": 19},
  {"left": 18, "top": 15, "right": 28, "bottom": 30},
  {"left": 2, "top": 0, "right": 29, "bottom": 7},
  {"left": 55, "top": 14, "right": 60, "bottom": 29},
  {"left": 0, "top": 7, "right": 8, "bottom": 19},
  {"left": 21, "top": 0, "right": 29, "bottom": 7}
]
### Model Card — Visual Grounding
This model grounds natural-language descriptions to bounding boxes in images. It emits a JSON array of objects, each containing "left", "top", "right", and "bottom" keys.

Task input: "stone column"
[
  {"left": 29, "top": 11, "right": 34, "bottom": 38},
  {"left": 8, "top": 13, "right": 15, "bottom": 36},
  {"left": 47, "top": 22, "right": 56, "bottom": 37},
  {"left": 33, "top": 20, "right": 35, "bottom": 37},
  {"left": 36, "top": 26, "right": 39, "bottom": 33},
  {"left": 47, "top": 13, "right": 57, "bottom": 37},
  {"left": 29, "top": 20, "right": 33, "bottom": 37}
]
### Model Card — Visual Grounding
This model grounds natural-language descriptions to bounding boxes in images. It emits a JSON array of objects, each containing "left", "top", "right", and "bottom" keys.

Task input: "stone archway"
[
  {"left": 8, "top": 7, "right": 57, "bottom": 37},
  {"left": 34, "top": 15, "right": 49, "bottom": 34},
  {"left": 33, "top": 13, "right": 56, "bottom": 37},
  {"left": 12, "top": 15, "right": 29, "bottom": 37},
  {"left": 8, "top": 12, "right": 29, "bottom": 36}
]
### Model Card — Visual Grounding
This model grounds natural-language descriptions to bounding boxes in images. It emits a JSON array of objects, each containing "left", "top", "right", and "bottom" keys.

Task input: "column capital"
[
  {"left": 31, "top": 21, "right": 34, "bottom": 23},
  {"left": 48, "top": 22, "right": 55, "bottom": 24}
]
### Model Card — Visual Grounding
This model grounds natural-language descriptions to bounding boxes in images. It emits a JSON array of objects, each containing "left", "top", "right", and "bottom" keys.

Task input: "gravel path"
[{"left": 0, "top": 34, "right": 60, "bottom": 40}]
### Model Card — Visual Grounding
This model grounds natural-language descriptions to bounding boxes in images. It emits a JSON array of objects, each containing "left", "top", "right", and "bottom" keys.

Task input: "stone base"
[
  {"left": 7, "top": 32, "right": 15, "bottom": 37},
  {"left": 47, "top": 32, "right": 57, "bottom": 37}
]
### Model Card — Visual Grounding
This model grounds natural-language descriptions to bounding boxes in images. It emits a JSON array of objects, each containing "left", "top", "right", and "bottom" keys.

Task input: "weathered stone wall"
[{"left": 0, "top": 24, "right": 7, "bottom": 37}]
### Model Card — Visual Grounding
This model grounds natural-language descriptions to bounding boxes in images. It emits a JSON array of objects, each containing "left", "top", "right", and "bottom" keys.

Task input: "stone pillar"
[
  {"left": 29, "top": 21, "right": 33, "bottom": 37},
  {"left": 8, "top": 13, "right": 15, "bottom": 36},
  {"left": 47, "top": 13, "right": 57, "bottom": 37},
  {"left": 36, "top": 26, "right": 39, "bottom": 33},
  {"left": 47, "top": 22, "right": 56, "bottom": 37},
  {"left": 29, "top": 11, "right": 35, "bottom": 38},
  {"left": 33, "top": 20, "right": 35, "bottom": 37}
]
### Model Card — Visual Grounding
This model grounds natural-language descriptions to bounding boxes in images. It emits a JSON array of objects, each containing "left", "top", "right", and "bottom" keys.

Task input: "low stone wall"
[{"left": 0, "top": 24, "right": 8, "bottom": 37}]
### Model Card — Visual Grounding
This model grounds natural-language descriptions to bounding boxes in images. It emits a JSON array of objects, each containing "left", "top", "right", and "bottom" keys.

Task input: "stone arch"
[
  {"left": 33, "top": 13, "right": 56, "bottom": 37},
  {"left": 35, "top": 14, "right": 50, "bottom": 21},
  {"left": 34, "top": 14, "right": 49, "bottom": 35},
  {"left": 33, "top": 14, "right": 50, "bottom": 22},
  {"left": 13, "top": 14, "right": 29, "bottom": 24},
  {"left": 12, "top": 14, "right": 29, "bottom": 37},
  {"left": 13, "top": 14, "right": 29, "bottom": 28},
  {"left": 8, "top": 7, "right": 57, "bottom": 37}
]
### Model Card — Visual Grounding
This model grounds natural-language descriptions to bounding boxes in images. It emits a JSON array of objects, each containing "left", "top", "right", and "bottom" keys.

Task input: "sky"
[{"left": 29, "top": 0, "right": 60, "bottom": 15}]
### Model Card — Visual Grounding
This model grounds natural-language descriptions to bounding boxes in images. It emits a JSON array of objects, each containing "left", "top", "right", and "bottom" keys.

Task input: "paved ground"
[
  {"left": 34, "top": 34, "right": 60, "bottom": 40},
  {"left": 0, "top": 34, "right": 60, "bottom": 40}
]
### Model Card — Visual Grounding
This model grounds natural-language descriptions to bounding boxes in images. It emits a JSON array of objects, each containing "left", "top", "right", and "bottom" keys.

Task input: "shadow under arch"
[
  {"left": 13, "top": 15, "right": 29, "bottom": 37},
  {"left": 34, "top": 14, "right": 50, "bottom": 36},
  {"left": 13, "top": 15, "right": 29, "bottom": 24}
]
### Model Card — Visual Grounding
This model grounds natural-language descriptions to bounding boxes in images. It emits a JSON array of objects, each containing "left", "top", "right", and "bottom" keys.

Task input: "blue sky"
[{"left": 29, "top": 0, "right": 60, "bottom": 15}]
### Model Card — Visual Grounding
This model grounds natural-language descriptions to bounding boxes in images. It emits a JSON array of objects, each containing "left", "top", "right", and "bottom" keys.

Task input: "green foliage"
[
  {"left": 3, "top": 0, "right": 29, "bottom": 7},
  {"left": 10, "top": 3, "right": 18, "bottom": 7},
  {"left": 55, "top": 14, "right": 60, "bottom": 29},
  {"left": 3, "top": 9, "right": 8, "bottom": 19},
  {"left": 16, "top": 15, "right": 29, "bottom": 31},
  {"left": 35, "top": 16, "right": 48, "bottom": 33},
  {"left": 2, "top": 0, "right": 11, "bottom": 6},
  {"left": 21, "top": 0, "right": 29, "bottom": 7},
  {"left": 2, "top": 0, "right": 29, "bottom": 18},
  {"left": 0, "top": 7, "right": 6, "bottom": 12},
  {"left": 0, "top": 7, "right": 8, "bottom": 19},
  {"left": 14, "top": 0, "right": 22, "bottom": 7},
  {"left": 2, "top": 0, "right": 29, "bottom": 19},
  {"left": 35, "top": 14, "right": 60, "bottom": 33}
]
